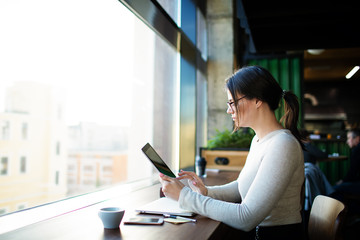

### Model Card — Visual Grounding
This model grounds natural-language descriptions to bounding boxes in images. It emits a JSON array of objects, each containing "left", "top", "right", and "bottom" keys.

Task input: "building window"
[
  {"left": 55, "top": 171, "right": 60, "bottom": 185},
  {"left": 0, "top": 156, "right": 9, "bottom": 176},
  {"left": 1, "top": 121, "right": 10, "bottom": 140},
  {"left": 20, "top": 156, "right": 27, "bottom": 174},
  {"left": 56, "top": 142, "right": 60, "bottom": 156},
  {"left": 22, "top": 122, "right": 28, "bottom": 140},
  {"left": 0, "top": 208, "right": 8, "bottom": 215},
  {"left": 17, "top": 203, "right": 27, "bottom": 211}
]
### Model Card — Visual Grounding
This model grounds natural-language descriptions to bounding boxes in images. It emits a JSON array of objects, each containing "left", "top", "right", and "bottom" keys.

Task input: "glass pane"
[
  {"left": 197, "top": 9, "right": 208, "bottom": 61},
  {"left": 0, "top": 0, "right": 178, "bottom": 216},
  {"left": 179, "top": 54, "right": 196, "bottom": 168},
  {"left": 196, "top": 70, "right": 208, "bottom": 156},
  {"left": 181, "top": 0, "right": 196, "bottom": 45},
  {"left": 156, "top": 0, "right": 180, "bottom": 26}
]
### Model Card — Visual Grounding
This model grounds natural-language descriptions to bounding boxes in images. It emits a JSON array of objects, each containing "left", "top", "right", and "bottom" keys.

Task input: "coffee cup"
[{"left": 98, "top": 207, "right": 125, "bottom": 229}]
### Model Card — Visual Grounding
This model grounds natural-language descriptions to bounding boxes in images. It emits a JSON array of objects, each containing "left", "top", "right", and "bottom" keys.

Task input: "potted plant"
[{"left": 200, "top": 128, "right": 254, "bottom": 171}]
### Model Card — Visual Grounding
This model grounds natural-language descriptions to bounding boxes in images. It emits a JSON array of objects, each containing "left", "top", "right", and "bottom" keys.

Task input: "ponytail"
[{"left": 280, "top": 90, "right": 304, "bottom": 149}]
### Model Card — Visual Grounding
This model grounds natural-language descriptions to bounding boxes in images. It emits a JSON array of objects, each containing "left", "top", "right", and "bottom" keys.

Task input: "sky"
[{"left": 0, "top": 0, "right": 135, "bottom": 126}]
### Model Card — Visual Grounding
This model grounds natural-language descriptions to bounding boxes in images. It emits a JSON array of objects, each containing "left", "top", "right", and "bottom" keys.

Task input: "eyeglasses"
[{"left": 226, "top": 96, "right": 246, "bottom": 109}]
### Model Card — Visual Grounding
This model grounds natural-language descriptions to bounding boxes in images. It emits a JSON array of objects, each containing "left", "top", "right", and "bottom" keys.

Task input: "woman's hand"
[
  {"left": 177, "top": 170, "right": 208, "bottom": 196},
  {"left": 159, "top": 173, "right": 185, "bottom": 201}
]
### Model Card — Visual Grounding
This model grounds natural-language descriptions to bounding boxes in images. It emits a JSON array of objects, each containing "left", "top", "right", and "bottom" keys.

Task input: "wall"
[{"left": 206, "top": 0, "right": 235, "bottom": 139}]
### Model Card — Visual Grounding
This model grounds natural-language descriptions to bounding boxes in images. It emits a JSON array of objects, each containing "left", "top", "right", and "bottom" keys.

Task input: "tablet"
[{"left": 141, "top": 143, "right": 176, "bottom": 178}]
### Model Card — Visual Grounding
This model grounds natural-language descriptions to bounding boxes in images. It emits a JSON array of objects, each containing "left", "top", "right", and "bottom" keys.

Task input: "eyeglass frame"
[{"left": 226, "top": 95, "right": 247, "bottom": 109}]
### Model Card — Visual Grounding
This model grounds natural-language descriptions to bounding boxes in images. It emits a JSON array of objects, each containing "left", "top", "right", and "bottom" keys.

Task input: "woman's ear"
[{"left": 255, "top": 99, "right": 263, "bottom": 108}]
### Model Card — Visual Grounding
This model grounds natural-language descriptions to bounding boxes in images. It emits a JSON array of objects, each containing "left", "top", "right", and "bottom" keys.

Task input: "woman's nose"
[{"left": 226, "top": 106, "right": 233, "bottom": 114}]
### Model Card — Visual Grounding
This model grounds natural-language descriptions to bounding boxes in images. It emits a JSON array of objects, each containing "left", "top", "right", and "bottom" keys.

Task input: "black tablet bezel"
[{"left": 141, "top": 143, "right": 176, "bottom": 178}]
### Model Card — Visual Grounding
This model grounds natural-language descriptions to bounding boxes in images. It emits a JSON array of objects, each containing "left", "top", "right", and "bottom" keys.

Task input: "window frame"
[{"left": 0, "top": 178, "right": 156, "bottom": 234}]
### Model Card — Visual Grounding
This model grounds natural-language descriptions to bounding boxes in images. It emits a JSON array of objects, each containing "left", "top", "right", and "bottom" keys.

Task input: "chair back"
[{"left": 308, "top": 195, "right": 346, "bottom": 240}]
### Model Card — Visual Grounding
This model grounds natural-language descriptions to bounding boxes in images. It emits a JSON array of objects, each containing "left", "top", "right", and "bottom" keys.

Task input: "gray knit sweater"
[{"left": 179, "top": 129, "right": 304, "bottom": 231}]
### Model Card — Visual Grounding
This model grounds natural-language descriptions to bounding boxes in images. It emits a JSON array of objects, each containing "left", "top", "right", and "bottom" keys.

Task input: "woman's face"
[{"left": 226, "top": 90, "right": 253, "bottom": 128}]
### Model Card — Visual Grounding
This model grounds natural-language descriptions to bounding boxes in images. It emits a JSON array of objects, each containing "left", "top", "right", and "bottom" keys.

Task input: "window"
[
  {"left": 20, "top": 156, "right": 27, "bottom": 174},
  {"left": 56, "top": 142, "right": 61, "bottom": 156},
  {"left": 0, "top": 0, "right": 206, "bottom": 221},
  {"left": 156, "top": 0, "right": 181, "bottom": 25},
  {"left": 181, "top": 0, "right": 196, "bottom": 44},
  {"left": 17, "top": 203, "right": 27, "bottom": 211},
  {"left": 197, "top": 9, "right": 208, "bottom": 61},
  {"left": 0, "top": 208, "right": 8, "bottom": 215},
  {"left": 0, "top": 156, "right": 9, "bottom": 176},
  {"left": 55, "top": 171, "right": 60, "bottom": 185},
  {"left": 1, "top": 121, "right": 10, "bottom": 140},
  {"left": 0, "top": 0, "right": 180, "bottom": 216},
  {"left": 21, "top": 123, "right": 28, "bottom": 140},
  {"left": 196, "top": 8, "right": 208, "bottom": 155}
]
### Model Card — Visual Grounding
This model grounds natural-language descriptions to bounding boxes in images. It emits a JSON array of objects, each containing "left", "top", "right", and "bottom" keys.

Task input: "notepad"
[{"left": 135, "top": 197, "right": 195, "bottom": 217}]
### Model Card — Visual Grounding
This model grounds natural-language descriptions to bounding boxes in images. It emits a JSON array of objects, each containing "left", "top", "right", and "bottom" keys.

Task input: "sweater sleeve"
[
  {"left": 207, "top": 181, "right": 241, "bottom": 202},
  {"left": 179, "top": 186, "right": 253, "bottom": 229},
  {"left": 178, "top": 133, "right": 303, "bottom": 231}
]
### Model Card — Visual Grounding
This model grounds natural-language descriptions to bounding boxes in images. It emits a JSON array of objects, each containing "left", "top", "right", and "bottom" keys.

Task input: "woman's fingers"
[
  {"left": 178, "top": 170, "right": 196, "bottom": 176},
  {"left": 175, "top": 170, "right": 207, "bottom": 195},
  {"left": 160, "top": 170, "right": 207, "bottom": 196},
  {"left": 178, "top": 170, "right": 202, "bottom": 184},
  {"left": 177, "top": 170, "right": 198, "bottom": 180},
  {"left": 158, "top": 173, "right": 185, "bottom": 201},
  {"left": 159, "top": 173, "right": 173, "bottom": 182}
]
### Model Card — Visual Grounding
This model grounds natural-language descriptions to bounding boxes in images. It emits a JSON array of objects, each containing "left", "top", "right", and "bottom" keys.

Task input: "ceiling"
[
  {"left": 304, "top": 48, "right": 360, "bottom": 82},
  {"left": 236, "top": 1, "right": 360, "bottom": 82}
]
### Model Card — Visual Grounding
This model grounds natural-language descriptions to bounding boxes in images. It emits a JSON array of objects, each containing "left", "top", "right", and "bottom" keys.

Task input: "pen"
[{"left": 163, "top": 214, "right": 197, "bottom": 222}]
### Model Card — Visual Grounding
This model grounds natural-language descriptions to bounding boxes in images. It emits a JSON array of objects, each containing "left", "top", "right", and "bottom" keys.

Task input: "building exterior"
[
  {"left": 0, "top": 82, "right": 68, "bottom": 215},
  {"left": 67, "top": 123, "right": 128, "bottom": 195},
  {"left": 0, "top": 82, "right": 131, "bottom": 215}
]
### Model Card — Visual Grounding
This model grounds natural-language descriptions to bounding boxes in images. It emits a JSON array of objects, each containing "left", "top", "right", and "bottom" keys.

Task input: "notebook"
[{"left": 135, "top": 197, "right": 195, "bottom": 217}]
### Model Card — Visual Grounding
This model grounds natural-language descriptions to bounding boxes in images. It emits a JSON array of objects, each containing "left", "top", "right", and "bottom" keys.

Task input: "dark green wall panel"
[{"left": 314, "top": 140, "right": 351, "bottom": 185}]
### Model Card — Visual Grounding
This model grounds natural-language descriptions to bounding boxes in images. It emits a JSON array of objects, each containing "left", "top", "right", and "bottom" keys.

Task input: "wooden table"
[{"left": 0, "top": 170, "right": 240, "bottom": 240}]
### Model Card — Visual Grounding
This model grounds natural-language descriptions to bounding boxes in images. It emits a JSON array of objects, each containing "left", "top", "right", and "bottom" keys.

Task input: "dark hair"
[
  {"left": 300, "top": 129, "right": 310, "bottom": 139},
  {"left": 225, "top": 65, "right": 304, "bottom": 148}
]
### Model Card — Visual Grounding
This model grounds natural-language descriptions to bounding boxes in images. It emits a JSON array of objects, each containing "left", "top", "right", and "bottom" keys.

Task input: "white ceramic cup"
[{"left": 98, "top": 207, "right": 125, "bottom": 229}]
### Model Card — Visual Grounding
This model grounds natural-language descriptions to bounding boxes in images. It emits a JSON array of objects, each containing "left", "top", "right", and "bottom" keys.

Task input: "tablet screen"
[{"left": 141, "top": 143, "right": 176, "bottom": 178}]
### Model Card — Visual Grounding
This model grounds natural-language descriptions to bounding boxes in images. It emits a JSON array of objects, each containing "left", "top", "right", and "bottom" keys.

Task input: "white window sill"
[{"left": 0, "top": 178, "right": 157, "bottom": 234}]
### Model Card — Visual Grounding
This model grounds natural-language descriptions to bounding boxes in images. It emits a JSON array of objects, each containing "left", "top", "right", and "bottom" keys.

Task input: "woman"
[{"left": 159, "top": 66, "right": 305, "bottom": 239}]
